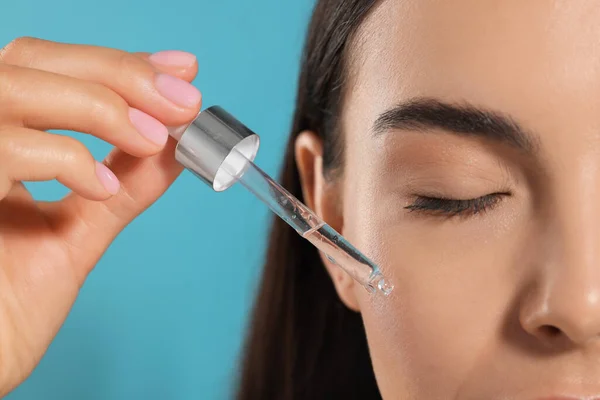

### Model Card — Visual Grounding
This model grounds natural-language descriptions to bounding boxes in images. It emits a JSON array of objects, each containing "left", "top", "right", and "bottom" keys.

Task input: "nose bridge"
[{"left": 534, "top": 156, "right": 600, "bottom": 344}]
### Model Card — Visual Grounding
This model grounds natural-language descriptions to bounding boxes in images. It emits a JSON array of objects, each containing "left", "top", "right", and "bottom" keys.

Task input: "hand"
[{"left": 0, "top": 37, "right": 201, "bottom": 396}]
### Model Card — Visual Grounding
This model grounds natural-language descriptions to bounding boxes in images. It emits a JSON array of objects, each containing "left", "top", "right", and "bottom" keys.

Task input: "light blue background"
[{"left": 1, "top": 1, "right": 314, "bottom": 398}]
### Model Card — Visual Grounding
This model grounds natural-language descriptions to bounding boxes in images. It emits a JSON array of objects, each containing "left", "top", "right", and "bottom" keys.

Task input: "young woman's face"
[{"left": 327, "top": 0, "right": 600, "bottom": 398}]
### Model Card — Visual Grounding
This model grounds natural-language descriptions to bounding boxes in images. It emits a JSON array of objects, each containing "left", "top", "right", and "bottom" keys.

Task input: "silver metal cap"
[{"left": 172, "top": 106, "right": 260, "bottom": 192}]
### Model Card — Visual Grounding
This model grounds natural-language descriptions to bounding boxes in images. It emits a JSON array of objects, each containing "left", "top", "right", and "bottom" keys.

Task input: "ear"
[{"left": 295, "top": 131, "right": 360, "bottom": 312}]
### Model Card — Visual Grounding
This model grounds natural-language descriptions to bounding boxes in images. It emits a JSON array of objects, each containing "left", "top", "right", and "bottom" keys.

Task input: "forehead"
[{"left": 345, "top": 0, "right": 600, "bottom": 138}]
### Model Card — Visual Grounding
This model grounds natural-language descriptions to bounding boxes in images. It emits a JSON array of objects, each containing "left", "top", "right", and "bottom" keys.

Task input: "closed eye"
[{"left": 404, "top": 193, "right": 508, "bottom": 217}]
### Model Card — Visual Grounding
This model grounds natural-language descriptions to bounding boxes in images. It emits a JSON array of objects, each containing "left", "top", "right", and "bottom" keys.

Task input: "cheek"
[
  {"left": 354, "top": 248, "right": 505, "bottom": 398},
  {"left": 341, "top": 170, "right": 529, "bottom": 397}
]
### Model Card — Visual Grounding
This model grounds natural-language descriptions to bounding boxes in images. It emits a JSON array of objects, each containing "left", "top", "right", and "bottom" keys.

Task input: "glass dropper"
[{"left": 169, "top": 106, "right": 393, "bottom": 296}]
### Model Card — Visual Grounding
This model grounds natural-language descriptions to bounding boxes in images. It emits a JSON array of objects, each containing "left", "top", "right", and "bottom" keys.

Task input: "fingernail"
[
  {"left": 149, "top": 50, "right": 196, "bottom": 68},
  {"left": 128, "top": 108, "right": 168, "bottom": 146},
  {"left": 155, "top": 74, "right": 201, "bottom": 108},
  {"left": 95, "top": 162, "right": 120, "bottom": 195}
]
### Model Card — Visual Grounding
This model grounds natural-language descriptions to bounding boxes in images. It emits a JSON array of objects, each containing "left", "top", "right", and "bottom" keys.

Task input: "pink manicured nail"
[
  {"left": 155, "top": 73, "right": 201, "bottom": 108},
  {"left": 128, "top": 108, "right": 168, "bottom": 146},
  {"left": 149, "top": 50, "right": 196, "bottom": 67},
  {"left": 95, "top": 162, "right": 120, "bottom": 195}
]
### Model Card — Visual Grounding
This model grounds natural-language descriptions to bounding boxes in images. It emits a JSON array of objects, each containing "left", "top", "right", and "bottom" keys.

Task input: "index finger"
[{"left": 0, "top": 38, "right": 200, "bottom": 127}]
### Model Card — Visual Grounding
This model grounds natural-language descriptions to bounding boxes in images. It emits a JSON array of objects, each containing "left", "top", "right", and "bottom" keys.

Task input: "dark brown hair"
[{"left": 236, "top": 1, "right": 382, "bottom": 399}]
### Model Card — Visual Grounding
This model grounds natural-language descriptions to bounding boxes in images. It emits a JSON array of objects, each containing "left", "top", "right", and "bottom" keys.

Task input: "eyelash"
[{"left": 405, "top": 193, "right": 507, "bottom": 217}]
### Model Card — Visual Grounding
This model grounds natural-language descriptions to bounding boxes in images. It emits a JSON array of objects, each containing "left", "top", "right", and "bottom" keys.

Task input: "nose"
[
  {"left": 521, "top": 281, "right": 600, "bottom": 347},
  {"left": 520, "top": 214, "right": 600, "bottom": 348}
]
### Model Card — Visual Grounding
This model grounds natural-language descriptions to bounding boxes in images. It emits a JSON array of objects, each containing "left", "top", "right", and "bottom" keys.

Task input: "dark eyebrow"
[{"left": 372, "top": 98, "right": 537, "bottom": 152}]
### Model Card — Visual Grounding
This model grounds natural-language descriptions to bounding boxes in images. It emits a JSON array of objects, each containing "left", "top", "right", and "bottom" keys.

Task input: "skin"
[
  {"left": 296, "top": 0, "right": 600, "bottom": 399},
  {"left": 0, "top": 38, "right": 200, "bottom": 396}
]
